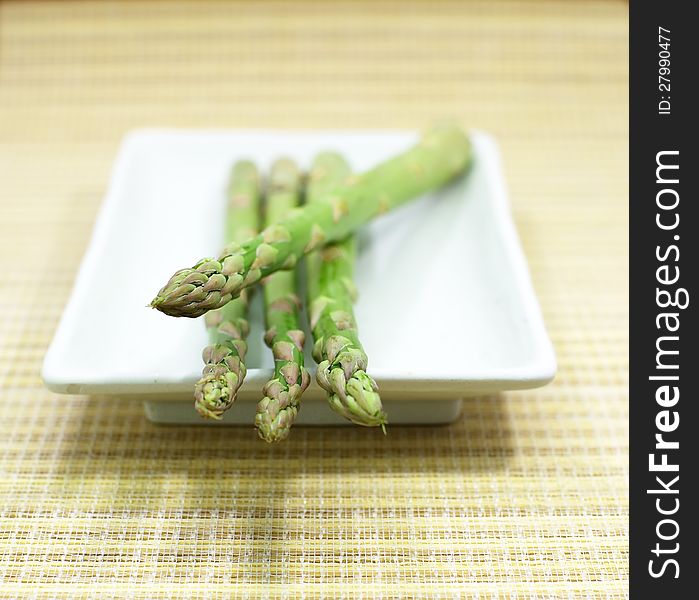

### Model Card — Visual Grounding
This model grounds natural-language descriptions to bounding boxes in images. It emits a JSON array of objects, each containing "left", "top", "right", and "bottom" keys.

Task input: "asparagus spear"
[
  {"left": 306, "top": 153, "right": 387, "bottom": 428},
  {"left": 255, "top": 159, "right": 310, "bottom": 442},
  {"left": 151, "top": 124, "right": 472, "bottom": 318},
  {"left": 193, "top": 161, "right": 259, "bottom": 420}
]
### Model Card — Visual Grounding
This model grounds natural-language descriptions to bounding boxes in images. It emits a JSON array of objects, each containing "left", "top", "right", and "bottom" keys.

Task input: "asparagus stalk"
[
  {"left": 306, "top": 153, "right": 387, "bottom": 428},
  {"left": 151, "top": 124, "right": 472, "bottom": 318},
  {"left": 193, "top": 161, "right": 259, "bottom": 420},
  {"left": 255, "top": 159, "right": 310, "bottom": 442}
]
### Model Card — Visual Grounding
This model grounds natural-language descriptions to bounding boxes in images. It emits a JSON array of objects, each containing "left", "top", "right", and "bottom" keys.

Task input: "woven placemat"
[{"left": 0, "top": 1, "right": 628, "bottom": 597}]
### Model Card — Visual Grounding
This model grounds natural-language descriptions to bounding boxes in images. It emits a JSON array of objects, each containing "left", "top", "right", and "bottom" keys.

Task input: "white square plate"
[{"left": 42, "top": 129, "right": 555, "bottom": 423}]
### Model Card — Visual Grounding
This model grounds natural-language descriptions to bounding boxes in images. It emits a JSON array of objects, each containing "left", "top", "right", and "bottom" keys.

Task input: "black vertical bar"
[{"left": 630, "top": 1, "right": 696, "bottom": 597}]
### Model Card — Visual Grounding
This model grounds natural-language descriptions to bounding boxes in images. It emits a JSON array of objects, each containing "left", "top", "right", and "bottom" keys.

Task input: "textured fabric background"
[{"left": 0, "top": 1, "right": 628, "bottom": 597}]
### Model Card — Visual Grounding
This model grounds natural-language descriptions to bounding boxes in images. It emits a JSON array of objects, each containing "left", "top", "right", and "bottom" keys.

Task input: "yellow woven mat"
[{"left": 0, "top": 1, "right": 628, "bottom": 597}]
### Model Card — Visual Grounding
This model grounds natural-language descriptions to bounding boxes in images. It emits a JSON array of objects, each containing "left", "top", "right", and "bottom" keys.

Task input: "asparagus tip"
[{"left": 193, "top": 371, "right": 239, "bottom": 420}]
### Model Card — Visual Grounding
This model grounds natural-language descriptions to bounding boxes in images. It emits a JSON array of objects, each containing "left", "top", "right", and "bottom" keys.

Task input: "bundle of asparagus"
[{"left": 153, "top": 124, "right": 473, "bottom": 440}]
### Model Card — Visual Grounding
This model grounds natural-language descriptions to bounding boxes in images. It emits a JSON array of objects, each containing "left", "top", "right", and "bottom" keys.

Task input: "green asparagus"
[
  {"left": 306, "top": 153, "right": 386, "bottom": 428},
  {"left": 151, "top": 124, "right": 472, "bottom": 318},
  {"left": 193, "top": 161, "right": 260, "bottom": 420},
  {"left": 255, "top": 159, "right": 310, "bottom": 442}
]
